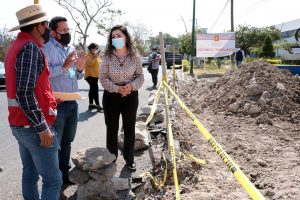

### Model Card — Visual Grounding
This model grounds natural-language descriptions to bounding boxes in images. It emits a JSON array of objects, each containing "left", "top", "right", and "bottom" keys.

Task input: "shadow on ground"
[{"left": 78, "top": 110, "right": 98, "bottom": 122}]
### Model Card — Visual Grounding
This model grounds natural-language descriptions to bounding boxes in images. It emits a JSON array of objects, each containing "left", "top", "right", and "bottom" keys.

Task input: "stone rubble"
[{"left": 69, "top": 147, "right": 118, "bottom": 200}]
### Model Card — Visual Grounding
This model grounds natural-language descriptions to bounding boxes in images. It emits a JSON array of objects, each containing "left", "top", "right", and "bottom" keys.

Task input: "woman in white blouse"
[{"left": 99, "top": 25, "right": 144, "bottom": 171}]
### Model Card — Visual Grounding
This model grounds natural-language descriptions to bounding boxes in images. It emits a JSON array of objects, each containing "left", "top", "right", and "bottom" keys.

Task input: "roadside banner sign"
[{"left": 196, "top": 33, "right": 235, "bottom": 57}]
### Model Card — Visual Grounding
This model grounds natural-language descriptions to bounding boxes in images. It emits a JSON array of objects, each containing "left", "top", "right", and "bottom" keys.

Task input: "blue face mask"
[{"left": 112, "top": 38, "right": 125, "bottom": 49}]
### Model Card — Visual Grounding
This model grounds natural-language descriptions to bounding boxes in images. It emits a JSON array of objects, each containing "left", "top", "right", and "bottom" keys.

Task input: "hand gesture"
[
  {"left": 75, "top": 51, "right": 87, "bottom": 72},
  {"left": 62, "top": 51, "right": 76, "bottom": 72},
  {"left": 39, "top": 129, "right": 54, "bottom": 148}
]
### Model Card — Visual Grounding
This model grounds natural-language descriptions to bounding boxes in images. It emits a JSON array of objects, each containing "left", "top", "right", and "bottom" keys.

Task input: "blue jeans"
[
  {"left": 53, "top": 101, "right": 78, "bottom": 181},
  {"left": 11, "top": 126, "right": 62, "bottom": 200},
  {"left": 236, "top": 60, "right": 242, "bottom": 68}
]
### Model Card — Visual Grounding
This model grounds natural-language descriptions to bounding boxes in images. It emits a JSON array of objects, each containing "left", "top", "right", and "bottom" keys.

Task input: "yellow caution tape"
[
  {"left": 145, "top": 70, "right": 174, "bottom": 125},
  {"left": 161, "top": 152, "right": 168, "bottom": 188},
  {"left": 139, "top": 152, "right": 168, "bottom": 190},
  {"left": 140, "top": 171, "right": 162, "bottom": 188},
  {"left": 145, "top": 81, "right": 163, "bottom": 125},
  {"left": 180, "top": 151, "right": 206, "bottom": 165},
  {"left": 163, "top": 86, "right": 180, "bottom": 200},
  {"left": 163, "top": 81, "right": 266, "bottom": 200}
]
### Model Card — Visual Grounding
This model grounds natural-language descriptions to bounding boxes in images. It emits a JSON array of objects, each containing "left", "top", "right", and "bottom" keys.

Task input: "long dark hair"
[{"left": 104, "top": 25, "right": 138, "bottom": 57}]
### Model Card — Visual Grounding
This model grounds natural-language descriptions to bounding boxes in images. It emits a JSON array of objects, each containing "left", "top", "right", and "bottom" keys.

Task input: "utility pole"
[
  {"left": 231, "top": 0, "right": 234, "bottom": 32},
  {"left": 190, "top": 0, "right": 196, "bottom": 76}
]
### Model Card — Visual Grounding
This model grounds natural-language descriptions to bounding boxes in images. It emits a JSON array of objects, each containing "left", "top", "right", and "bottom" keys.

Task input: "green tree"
[
  {"left": 178, "top": 28, "right": 203, "bottom": 55},
  {"left": 178, "top": 33, "right": 192, "bottom": 55},
  {"left": 261, "top": 35, "right": 275, "bottom": 58},
  {"left": 235, "top": 25, "right": 280, "bottom": 55},
  {"left": 0, "top": 27, "right": 15, "bottom": 61},
  {"left": 147, "top": 33, "right": 179, "bottom": 50}
]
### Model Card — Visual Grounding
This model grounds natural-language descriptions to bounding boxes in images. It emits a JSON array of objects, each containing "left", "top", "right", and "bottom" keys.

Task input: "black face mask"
[
  {"left": 57, "top": 32, "right": 71, "bottom": 46},
  {"left": 42, "top": 28, "right": 51, "bottom": 44}
]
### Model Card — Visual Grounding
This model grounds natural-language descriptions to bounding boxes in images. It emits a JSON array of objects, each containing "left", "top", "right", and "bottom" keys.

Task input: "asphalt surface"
[{"left": 0, "top": 68, "right": 164, "bottom": 199}]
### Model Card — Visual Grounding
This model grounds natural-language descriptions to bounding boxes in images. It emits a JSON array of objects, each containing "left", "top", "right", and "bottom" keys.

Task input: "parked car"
[
  {"left": 142, "top": 56, "right": 150, "bottom": 67},
  {"left": 0, "top": 61, "right": 5, "bottom": 87},
  {"left": 165, "top": 52, "right": 182, "bottom": 69}
]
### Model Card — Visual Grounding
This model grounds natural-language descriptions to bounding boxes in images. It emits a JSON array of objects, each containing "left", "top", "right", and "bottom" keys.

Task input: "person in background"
[
  {"left": 41, "top": 16, "right": 86, "bottom": 193},
  {"left": 235, "top": 46, "right": 245, "bottom": 68},
  {"left": 85, "top": 43, "right": 102, "bottom": 112},
  {"left": 149, "top": 47, "right": 161, "bottom": 89},
  {"left": 5, "top": 4, "right": 61, "bottom": 200},
  {"left": 100, "top": 25, "right": 144, "bottom": 171}
]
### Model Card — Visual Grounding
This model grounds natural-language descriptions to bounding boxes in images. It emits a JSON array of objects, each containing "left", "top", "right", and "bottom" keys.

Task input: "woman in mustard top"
[{"left": 85, "top": 43, "right": 102, "bottom": 112}]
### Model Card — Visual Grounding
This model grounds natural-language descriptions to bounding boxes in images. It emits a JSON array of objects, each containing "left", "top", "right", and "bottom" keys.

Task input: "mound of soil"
[
  {"left": 181, "top": 61, "right": 300, "bottom": 124},
  {"left": 122, "top": 62, "right": 300, "bottom": 200}
]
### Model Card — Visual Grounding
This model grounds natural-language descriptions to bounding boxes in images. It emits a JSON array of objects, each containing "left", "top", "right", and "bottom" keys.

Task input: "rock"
[
  {"left": 261, "top": 91, "right": 272, "bottom": 99},
  {"left": 248, "top": 105, "right": 261, "bottom": 115},
  {"left": 141, "top": 104, "right": 163, "bottom": 115},
  {"left": 152, "top": 113, "right": 164, "bottom": 123},
  {"left": 193, "top": 107, "right": 201, "bottom": 114},
  {"left": 77, "top": 179, "right": 117, "bottom": 200},
  {"left": 256, "top": 113, "right": 272, "bottom": 125},
  {"left": 118, "top": 122, "right": 150, "bottom": 151},
  {"left": 68, "top": 167, "right": 90, "bottom": 185},
  {"left": 88, "top": 163, "right": 117, "bottom": 182},
  {"left": 148, "top": 95, "right": 164, "bottom": 105},
  {"left": 277, "top": 82, "right": 286, "bottom": 90},
  {"left": 228, "top": 102, "right": 239, "bottom": 113},
  {"left": 72, "top": 148, "right": 116, "bottom": 171},
  {"left": 245, "top": 84, "right": 262, "bottom": 96},
  {"left": 256, "top": 159, "right": 267, "bottom": 167},
  {"left": 111, "top": 177, "right": 130, "bottom": 191}
]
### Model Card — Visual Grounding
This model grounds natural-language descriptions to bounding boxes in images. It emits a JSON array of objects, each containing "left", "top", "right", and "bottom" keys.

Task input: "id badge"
[{"left": 68, "top": 68, "right": 76, "bottom": 79}]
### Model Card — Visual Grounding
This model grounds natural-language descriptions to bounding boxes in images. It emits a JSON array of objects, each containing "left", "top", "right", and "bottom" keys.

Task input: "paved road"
[{"left": 0, "top": 68, "right": 168, "bottom": 199}]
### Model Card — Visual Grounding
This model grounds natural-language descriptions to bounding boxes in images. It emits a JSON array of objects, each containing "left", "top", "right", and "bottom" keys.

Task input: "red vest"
[{"left": 5, "top": 32, "right": 57, "bottom": 126}]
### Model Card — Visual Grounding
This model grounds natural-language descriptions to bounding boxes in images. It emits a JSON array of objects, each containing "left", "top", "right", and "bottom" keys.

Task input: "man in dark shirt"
[{"left": 5, "top": 5, "right": 62, "bottom": 200}]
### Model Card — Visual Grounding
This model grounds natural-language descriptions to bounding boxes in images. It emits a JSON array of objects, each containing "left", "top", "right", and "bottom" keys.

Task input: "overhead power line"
[{"left": 209, "top": 0, "right": 230, "bottom": 32}]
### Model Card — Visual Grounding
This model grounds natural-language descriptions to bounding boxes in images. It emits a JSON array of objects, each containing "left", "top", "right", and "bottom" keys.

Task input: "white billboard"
[{"left": 196, "top": 33, "right": 235, "bottom": 57}]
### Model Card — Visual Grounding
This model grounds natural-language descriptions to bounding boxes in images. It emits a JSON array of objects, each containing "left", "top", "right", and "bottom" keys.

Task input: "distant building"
[{"left": 274, "top": 18, "right": 300, "bottom": 61}]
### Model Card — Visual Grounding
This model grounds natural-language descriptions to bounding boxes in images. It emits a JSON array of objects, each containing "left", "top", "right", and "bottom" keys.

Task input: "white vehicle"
[{"left": 0, "top": 61, "right": 5, "bottom": 87}]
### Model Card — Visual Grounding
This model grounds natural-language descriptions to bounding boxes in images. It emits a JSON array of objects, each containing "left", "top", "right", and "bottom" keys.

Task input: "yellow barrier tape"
[
  {"left": 161, "top": 152, "right": 168, "bottom": 188},
  {"left": 172, "top": 65, "right": 176, "bottom": 92},
  {"left": 139, "top": 152, "right": 168, "bottom": 190},
  {"left": 140, "top": 172, "right": 161, "bottom": 188},
  {"left": 145, "top": 70, "right": 174, "bottom": 125},
  {"left": 180, "top": 151, "right": 206, "bottom": 165},
  {"left": 145, "top": 82, "right": 163, "bottom": 125},
  {"left": 163, "top": 81, "right": 266, "bottom": 200},
  {"left": 163, "top": 86, "right": 180, "bottom": 200}
]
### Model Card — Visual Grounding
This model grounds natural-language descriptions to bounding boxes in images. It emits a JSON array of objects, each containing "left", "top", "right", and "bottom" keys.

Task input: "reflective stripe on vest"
[
  {"left": 7, "top": 98, "right": 19, "bottom": 107},
  {"left": 7, "top": 98, "right": 57, "bottom": 116}
]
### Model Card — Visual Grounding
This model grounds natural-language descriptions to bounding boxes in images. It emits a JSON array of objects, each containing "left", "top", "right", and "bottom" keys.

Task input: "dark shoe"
[
  {"left": 60, "top": 190, "right": 68, "bottom": 200},
  {"left": 88, "top": 104, "right": 97, "bottom": 110},
  {"left": 96, "top": 105, "right": 103, "bottom": 112},
  {"left": 126, "top": 162, "right": 136, "bottom": 171}
]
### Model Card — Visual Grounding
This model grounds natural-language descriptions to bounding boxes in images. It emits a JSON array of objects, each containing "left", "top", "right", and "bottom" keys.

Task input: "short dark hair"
[
  {"left": 49, "top": 16, "right": 67, "bottom": 31},
  {"left": 87, "top": 43, "right": 99, "bottom": 51},
  {"left": 20, "top": 21, "right": 48, "bottom": 33}
]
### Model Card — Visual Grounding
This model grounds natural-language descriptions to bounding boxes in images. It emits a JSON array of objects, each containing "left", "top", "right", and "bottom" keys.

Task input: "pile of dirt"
[
  {"left": 130, "top": 62, "right": 300, "bottom": 199},
  {"left": 181, "top": 61, "right": 300, "bottom": 124}
]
